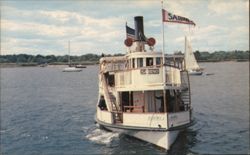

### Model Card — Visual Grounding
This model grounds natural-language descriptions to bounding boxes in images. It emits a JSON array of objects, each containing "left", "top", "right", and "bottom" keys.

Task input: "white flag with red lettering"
[{"left": 162, "top": 9, "right": 196, "bottom": 26}]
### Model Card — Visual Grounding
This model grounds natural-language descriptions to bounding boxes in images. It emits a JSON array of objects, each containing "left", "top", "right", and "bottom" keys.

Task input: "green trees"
[
  {"left": 0, "top": 53, "right": 102, "bottom": 64},
  {"left": 194, "top": 50, "right": 201, "bottom": 60},
  {"left": 0, "top": 51, "right": 249, "bottom": 64},
  {"left": 195, "top": 50, "right": 249, "bottom": 62}
]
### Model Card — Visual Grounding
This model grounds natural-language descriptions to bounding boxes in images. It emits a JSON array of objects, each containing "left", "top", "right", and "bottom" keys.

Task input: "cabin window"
[
  {"left": 132, "top": 58, "right": 135, "bottom": 68},
  {"left": 107, "top": 74, "right": 115, "bottom": 87},
  {"left": 146, "top": 58, "right": 153, "bottom": 66},
  {"left": 165, "top": 90, "right": 186, "bottom": 112},
  {"left": 156, "top": 57, "right": 161, "bottom": 65},
  {"left": 166, "top": 90, "right": 174, "bottom": 112},
  {"left": 125, "top": 60, "right": 128, "bottom": 68},
  {"left": 98, "top": 96, "right": 107, "bottom": 110},
  {"left": 121, "top": 92, "right": 130, "bottom": 111},
  {"left": 137, "top": 58, "right": 143, "bottom": 68}
]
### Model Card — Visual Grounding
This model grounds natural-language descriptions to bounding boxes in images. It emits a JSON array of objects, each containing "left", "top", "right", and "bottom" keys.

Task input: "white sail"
[{"left": 184, "top": 36, "right": 200, "bottom": 70}]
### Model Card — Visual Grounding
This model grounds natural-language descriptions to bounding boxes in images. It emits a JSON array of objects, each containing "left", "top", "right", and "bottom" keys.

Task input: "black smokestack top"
[{"left": 134, "top": 16, "right": 147, "bottom": 41}]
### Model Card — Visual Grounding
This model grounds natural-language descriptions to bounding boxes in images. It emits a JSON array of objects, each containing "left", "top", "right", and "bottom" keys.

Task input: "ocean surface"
[{"left": 0, "top": 62, "right": 249, "bottom": 155}]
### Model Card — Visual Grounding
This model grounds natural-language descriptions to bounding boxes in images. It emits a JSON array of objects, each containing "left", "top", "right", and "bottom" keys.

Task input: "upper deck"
[{"left": 99, "top": 52, "right": 188, "bottom": 91}]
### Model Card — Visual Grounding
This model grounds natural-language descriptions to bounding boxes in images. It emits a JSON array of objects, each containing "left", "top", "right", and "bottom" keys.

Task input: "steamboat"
[{"left": 95, "top": 16, "right": 194, "bottom": 150}]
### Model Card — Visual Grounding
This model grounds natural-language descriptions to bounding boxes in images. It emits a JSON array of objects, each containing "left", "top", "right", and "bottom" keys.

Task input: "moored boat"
[
  {"left": 39, "top": 63, "right": 48, "bottom": 67},
  {"left": 63, "top": 67, "right": 82, "bottom": 72},
  {"left": 184, "top": 36, "right": 203, "bottom": 75},
  {"left": 63, "top": 41, "right": 82, "bottom": 72},
  {"left": 75, "top": 64, "right": 87, "bottom": 68},
  {"left": 95, "top": 16, "right": 194, "bottom": 150}
]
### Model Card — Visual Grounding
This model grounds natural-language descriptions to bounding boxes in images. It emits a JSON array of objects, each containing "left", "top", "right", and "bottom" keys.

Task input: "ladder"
[
  {"left": 180, "top": 71, "right": 191, "bottom": 110},
  {"left": 101, "top": 73, "right": 123, "bottom": 123}
]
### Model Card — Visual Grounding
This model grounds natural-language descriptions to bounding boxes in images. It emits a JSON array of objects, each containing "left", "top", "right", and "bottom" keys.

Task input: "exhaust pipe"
[{"left": 134, "top": 16, "right": 147, "bottom": 41}]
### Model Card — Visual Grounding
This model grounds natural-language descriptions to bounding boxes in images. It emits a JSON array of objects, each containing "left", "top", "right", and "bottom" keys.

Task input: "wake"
[{"left": 85, "top": 126, "right": 119, "bottom": 145}]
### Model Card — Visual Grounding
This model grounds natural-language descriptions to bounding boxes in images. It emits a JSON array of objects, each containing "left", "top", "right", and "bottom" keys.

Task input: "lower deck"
[
  {"left": 96, "top": 107, "right": 192, "bottom": 130},
  {"left": 119, "top": 89, "right": 189, "bottom": 113}
]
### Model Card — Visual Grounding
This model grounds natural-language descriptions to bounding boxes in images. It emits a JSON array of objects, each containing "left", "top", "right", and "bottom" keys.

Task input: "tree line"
[
  {"left": 0, "top": 53, "right": 110, "bottom": 64},
  {"left": 0, "top": 50, "right": 249, "bottom": 64},
  {"left": 193, "top": 50, "right": 249, "bottom": 62}
]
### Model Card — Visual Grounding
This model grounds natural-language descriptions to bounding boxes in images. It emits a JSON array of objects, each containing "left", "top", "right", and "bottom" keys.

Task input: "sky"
[{"left": 1, "top": 0, "right": 249, "bottom": 56}]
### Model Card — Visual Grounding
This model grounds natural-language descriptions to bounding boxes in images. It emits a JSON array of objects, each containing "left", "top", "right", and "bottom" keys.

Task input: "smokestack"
[{"left": 134, "top": 16, "right": 146, "bottom": 41}]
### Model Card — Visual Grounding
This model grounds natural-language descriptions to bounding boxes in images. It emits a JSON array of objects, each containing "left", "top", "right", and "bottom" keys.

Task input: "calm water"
[{"left": 0, "top": 62, "right": 249, "bottom": 155}]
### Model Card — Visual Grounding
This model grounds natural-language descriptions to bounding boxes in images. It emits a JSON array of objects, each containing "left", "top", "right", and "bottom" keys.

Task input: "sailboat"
[
  {"left": 63, "top": 41, "right": 82, "bottom": 72},
  {"left": 184, "top": 36, "right": 203, "bottom": 75}
]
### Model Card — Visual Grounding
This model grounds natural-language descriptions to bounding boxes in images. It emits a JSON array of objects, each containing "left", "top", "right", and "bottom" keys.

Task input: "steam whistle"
[
  {"left": 124, "top": 16, "right": 156, "bottom": 49},
  {"left": 147, "top": 37, "right": 156, "bottom": 46},
  {"left": 125, "top": 37, "right": 156, "bottom": 47},
  {"left": 124, "top": 38, "right": 133, "bottom": 47}
]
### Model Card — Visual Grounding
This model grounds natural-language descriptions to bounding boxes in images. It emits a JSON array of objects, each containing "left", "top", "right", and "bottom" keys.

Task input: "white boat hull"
[
  {"left": 63, "top": 67, "right": 82, "bottom": 72},
  {"left": 188, "top": 71, "right": 203, "bottom": 75},
  {"left": 102, "top": 125, "right": 179, "bottom": 150}
]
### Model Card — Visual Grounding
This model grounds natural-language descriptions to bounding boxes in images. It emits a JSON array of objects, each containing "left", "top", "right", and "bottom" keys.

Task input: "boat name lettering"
[
  {"left": 148, "top": 116, "right": 165, "bottom": 121},
  {"left": 169, "top": 115, "right": 178, "bottom": 121},
  {"left": 140, "top": 69, "right": 146, "bottom": 74},
  {"left": 148, "top": 69, "right": 159, "bottom": 74},
  {"left": 140, "top": 69, "right": 159, "bottom": 74}
]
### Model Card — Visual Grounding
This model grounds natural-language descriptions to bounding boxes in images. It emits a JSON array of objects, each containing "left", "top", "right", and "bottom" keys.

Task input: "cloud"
[
  {"left": 208, "top": 0, "right": 248, "bottom": 15},
  {"left": 1, "top": 0, "right": 249, "bottom": 55},
  {"left": 1, "top": 7, "right": 127, "bottom": 55},
  {"left": 40, "top": 10, "right": 82, "bottom": 23},
  {"left": 174, "top": 25, "right": 228, "bottom": 41},
  {"left": 173, "top": 24, "right": 232, "bottom": 51},
  {"left": 228, "top": 15, "right": 243, "bottom": 21},
  {"left": 164, "top": 0, "right": 202, "bottom": 17},
  {"left": 1, "top": 37, "right": 60, "bottom": 55},
  {"left": 1, "top": 19, "right": 77, "bottom": 37}
]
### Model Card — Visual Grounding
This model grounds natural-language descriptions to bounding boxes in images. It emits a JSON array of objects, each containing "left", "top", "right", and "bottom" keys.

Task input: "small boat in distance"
[
  {"left": 75, "top": 64, "right": 87, "bottom": 68},
  {"left": 39, "top": 63, "right": 48, "bottom": 67},
  {"left": 63, "top": 67, "right": 82, "bottom": 72},
  {"left": 95, "top": 16, "right": 194, "bottom": 150},
  {"left": 184, "top": 36, "right": 203, "bottom": 75},
  {"left": 63, "top": 41, "right": 82, "bottom": 72}
]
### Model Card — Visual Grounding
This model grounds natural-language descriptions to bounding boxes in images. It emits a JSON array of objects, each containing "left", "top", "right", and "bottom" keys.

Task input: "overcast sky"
[{"left": 1, "top": 0, "right": 249, "bottom": 56}]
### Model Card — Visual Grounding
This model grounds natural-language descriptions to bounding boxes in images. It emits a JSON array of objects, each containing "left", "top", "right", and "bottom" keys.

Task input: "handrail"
[
  {"left": 101, "top": 73, "right": 121, "bottom": 116},
  {"left": 180, "top": 70, "right": 191, "bottom": 110},
  {"left": 101, "top": 73, "right": 112, "bottom": 111},
  {"left": 186, "top": 70, "right": 192, "bottom": 109},
  {"left": 124, "top": 105, "right": 144, "bottom": 112},
  {"left": 164, "top": 63, "right": 182, "bottom": 69}
]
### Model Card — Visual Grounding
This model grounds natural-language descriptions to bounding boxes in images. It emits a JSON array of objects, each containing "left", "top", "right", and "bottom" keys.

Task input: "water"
[{"left": 0, "top": 62, "right": 249, "bottom": 154}]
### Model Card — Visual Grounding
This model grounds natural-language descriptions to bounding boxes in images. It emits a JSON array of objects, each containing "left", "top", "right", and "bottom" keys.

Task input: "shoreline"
[
  {"left": 0, "top": 62, "right": 99, "bottom": 68},
  {"left": 197, "top": 59, "right": 249, "bottom": 62},
  {"left": 0, "top": 60, "right": 248, "bottom": 68}
]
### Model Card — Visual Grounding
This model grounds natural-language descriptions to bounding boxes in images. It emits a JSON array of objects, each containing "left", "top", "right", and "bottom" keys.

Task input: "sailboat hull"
[
  {"left": 63, "top": 67, "right": 82, "bottom": 72},
  {"left": 188, "top": 71, "right": 203, "bottom": 75}
]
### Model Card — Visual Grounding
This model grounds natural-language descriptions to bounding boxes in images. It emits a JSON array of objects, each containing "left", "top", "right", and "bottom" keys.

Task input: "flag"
[
  {"left": 162, "top": 9, "right": 196, "bottom": 26},
  {"left": 126, "top": 24, "right": 135, "bottom": 40}
]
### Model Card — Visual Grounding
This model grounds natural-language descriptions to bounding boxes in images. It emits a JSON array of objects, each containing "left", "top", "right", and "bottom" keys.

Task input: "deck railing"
[{"left": 124, "top": 105, "right": 144, "bottom": 113}]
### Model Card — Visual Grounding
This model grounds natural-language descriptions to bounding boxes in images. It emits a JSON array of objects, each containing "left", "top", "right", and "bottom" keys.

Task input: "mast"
[
  {"left": 68, "top": 40, "right": 71, "bottom": 66},
  {"left": 184, "top": 36, "right": 187, "bottom": 70},
  {"left": 161, "top": 0, "right": 168, "bottom": 119},
  {"left": 161, "top": 0, "right": 166, "bottom": 85}
]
